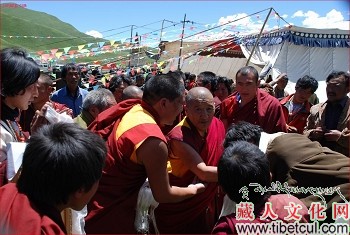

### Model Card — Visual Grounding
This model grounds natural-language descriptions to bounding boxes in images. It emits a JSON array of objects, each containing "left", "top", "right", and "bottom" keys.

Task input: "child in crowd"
[{"left": 0, "top": 123, "right": 107, "bottom": 234}]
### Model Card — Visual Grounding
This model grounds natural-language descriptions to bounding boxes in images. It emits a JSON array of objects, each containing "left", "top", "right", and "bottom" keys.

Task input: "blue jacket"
[{"left": 51, "top": 86, "right": 88, "bottom": 117}]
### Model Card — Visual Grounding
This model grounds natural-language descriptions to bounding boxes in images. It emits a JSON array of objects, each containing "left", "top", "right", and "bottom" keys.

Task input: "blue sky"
[{"left": 3, "top": 1, "right": 349, "bottom": 47}]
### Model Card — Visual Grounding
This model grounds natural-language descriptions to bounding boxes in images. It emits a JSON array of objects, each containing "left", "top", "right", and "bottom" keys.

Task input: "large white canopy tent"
[{"left": 239, "top": 25, "right": 349, "bottom": 102}]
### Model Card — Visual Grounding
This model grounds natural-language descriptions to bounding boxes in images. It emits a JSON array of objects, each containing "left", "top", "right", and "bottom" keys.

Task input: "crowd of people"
[{"left": 0, "top": 47, "right": 349, "bottom": 234}]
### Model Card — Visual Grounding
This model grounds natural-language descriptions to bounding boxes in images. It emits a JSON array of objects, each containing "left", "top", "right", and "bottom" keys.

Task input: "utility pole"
[
  {"left": 178, "top": 14, "right": 191, "bottom": 70},
  {"left": 128, "top": 25, "right": 134, "bottom": 68},
  {"left": 159, "top": 20, "right": 166, "bottom": 46},
  {"left": 157, "top": 19, "right": 176, "bottom": 63},
  {"left": 137, "top": 33, "right": 141, "bottom": 67}
]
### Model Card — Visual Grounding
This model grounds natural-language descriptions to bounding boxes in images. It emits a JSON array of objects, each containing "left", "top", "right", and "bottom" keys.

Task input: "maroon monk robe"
[
  {"left": 85, "top": 99, "right": 167, "bottom": 234},
  {"left": 87, "top": 98, "right": 142, "bottom": 138},
  {"left": 220, "top": 89, "right": 287, "bottom": 133},
  {"left": 155, "top": 117, "right": 226, "bottom": 234},
  {"left": 0, "top": 183, "right": 66, "bottom": 234}
]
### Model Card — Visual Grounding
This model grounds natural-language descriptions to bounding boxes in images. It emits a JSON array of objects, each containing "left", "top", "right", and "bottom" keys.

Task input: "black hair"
[
  {"left": 197, "top": 71, "right": 217, "bottom": 92},
  {"left": 236, "top": 66, "right": 259, "bottom": 83},
  {"left": 326, "top": 71, "right": 349, "bottom": 87},
  {"left": 108, "top": 75, "right": 132, "bottom": 93},
  {"left": 170, "top": 70, "right": 186, "bottom": 82},
  {"left": 184, "top": 72, "right": 191, "bottom": 80},
  {"left": 145, "top": 73, "right": 154, "bottom": 83},
  {"left": 224, "top": 121, "right": 263, "bottom": 147},
  {"left": 135, "top": 74, "right": 144, "bottom": 81},
  {"left": 216, "top": 76, "right": 233, "bottom": 94},
  {"left": 143, "top": 72, "right": 185, "bottom": 105},
  {"left": 1, "top": 47, "right": 40, "bottom": 97},
  {"left": 198, "top": 71, "right": 216, "bottom": 85},
  {"left": 17, "top": 123, "right": 107, "bottom": 206},
  {"left": 218, "top": 141, "right": 270, "bottom": 205},
  {"left": 189, "top": 73, "right": 196, "bottom": 81},
  {"left": 91, "top": 69, "right": 99, "bottom": 76},
  {"left": 295, "top": 75, "right": 318, "bottom": 93},
  {"left": 61, "top": 63, "right": 81, "bottom": 79}
]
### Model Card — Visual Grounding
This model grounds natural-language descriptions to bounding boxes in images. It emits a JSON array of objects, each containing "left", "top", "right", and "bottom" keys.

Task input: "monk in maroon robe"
[
  {"left": 155, "top": 87, "right": 226, "bottom": 233},
  {"left": 220, "top": 66, "right": 287, "bottom": 133},
  {"left": 19, "top": 72, "right": 71, "bottom": 135},
  {"left": 85, "top": 74, "right": 205, "bottom": 234}
]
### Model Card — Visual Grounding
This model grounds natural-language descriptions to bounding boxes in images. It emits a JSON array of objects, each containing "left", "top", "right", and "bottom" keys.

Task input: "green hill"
[
  {"left": 0, "top": 3, "right": 105, "bottom": 52},
  {"left": 0, "top": 3, "right": 158, "bottom": 65}
]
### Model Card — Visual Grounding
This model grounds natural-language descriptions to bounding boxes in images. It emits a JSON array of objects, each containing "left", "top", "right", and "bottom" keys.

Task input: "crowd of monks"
[{"left": 0, "top": 47, "right": 349, "bottom": 234}]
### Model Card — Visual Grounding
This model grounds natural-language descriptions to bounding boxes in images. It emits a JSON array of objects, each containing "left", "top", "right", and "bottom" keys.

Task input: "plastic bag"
[
  {"left": 134, "top": 179, "right": 159, "bottom": 234},
  {"left": 45, "top": 106, "right": 73, "bottom": 124}
]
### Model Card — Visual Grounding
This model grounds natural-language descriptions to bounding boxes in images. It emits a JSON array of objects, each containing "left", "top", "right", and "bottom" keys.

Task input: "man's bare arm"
[
  {"left": 138, "top": 137, "right": 205, "bottom": 203},
  {"left": 170, "top": 139, "right": 217, "bottom": 182}
]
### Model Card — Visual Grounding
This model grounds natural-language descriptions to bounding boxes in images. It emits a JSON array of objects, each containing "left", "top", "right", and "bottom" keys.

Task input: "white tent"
[{"left": 240, "top": 26, "right": 350, "bottom": 102}]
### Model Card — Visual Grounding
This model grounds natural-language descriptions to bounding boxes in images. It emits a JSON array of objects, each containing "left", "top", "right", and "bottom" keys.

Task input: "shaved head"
[
  {"left": 122, "top": 85, "right": 143, "bottom": 100},
  {"left": 39, "top": 73, "right": 54, "bottom": 86},
  {"left": 186, "top": 87, "right": 214, "bottom": 105},
  {"left": 185, "top": 87, "right": 215, "bottom": 135}
]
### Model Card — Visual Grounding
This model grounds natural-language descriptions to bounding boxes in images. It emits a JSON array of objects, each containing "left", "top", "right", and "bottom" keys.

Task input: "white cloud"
[
  {"left": 186, "top": 9, "right": 348, "bottom": 42},
  {"left": 291, "top": 9, "right": 348, "bottom": 30},
  {"left": 216, "top": 13, "right": 269, "bottom": 36},
  {"left": 292, "top": 10, "right": 305, "bottom": 18},
  {"left": 85, "top": 30, "right": 103, "bottom": 38},
  {"left": 189, "top": 30, "right": 234, "bottom": 41}
]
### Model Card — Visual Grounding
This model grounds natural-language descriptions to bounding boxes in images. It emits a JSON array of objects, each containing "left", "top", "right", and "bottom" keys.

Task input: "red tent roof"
[{"left": 199, "top": 37, "right": 244, "bottom": 58}]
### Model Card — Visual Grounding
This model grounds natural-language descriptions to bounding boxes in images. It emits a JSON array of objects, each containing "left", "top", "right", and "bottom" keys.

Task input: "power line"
[
  {"left": 141, "top": 7, "right": 272, "bottom": 53},
  {"left": 181, "top": 7, "right": 273, "bottom": 41},
  {"left": 272, "top": 7, "right": 292, "bottom": 26},
  {"left": 104, "top": 21, "right": 181, "bottom": 39},
  {"left": 31, "top": 8, "right": 287, "bottom": 64},
  {"left": 31, "top": 20, "right": 173, "bottom": 49}
]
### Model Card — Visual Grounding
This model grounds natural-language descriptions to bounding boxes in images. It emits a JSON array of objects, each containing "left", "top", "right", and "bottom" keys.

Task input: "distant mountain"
[{"left": 0, "top": 3, "right": 105, "bottom": 52}]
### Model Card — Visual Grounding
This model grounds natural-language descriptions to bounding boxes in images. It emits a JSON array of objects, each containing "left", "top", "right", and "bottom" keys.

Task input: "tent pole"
[{"left": 245, "top": 8, "right": 273, "bottom": 66}]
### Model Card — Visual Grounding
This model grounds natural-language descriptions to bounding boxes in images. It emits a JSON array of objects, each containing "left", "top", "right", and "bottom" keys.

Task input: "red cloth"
[
  {"left": 212, "top": 194, "right": 309, "bottom": 234},
  {"left": 187, "top": 81, "right": 196, "bottom": 90},
  {"left": 85, "top": 100, "right": 167, "bottom": 234},
  {"left": 88, "top": 98, "right": 142, "bottom": 139},
  {"left": 88, "top": 75, "right": 97, "bottom": 86},
  {"left": 0, "top": 183, "right": 66, "bottom": 234},
  {"left": 280, "top": 94, "right": 311, "bottom": 134},
  {"left": 220, "top": 89, "right": 287, "bottom": 133},
  {"left": 155, "top": 117, "right": 226, "bottom": 234},
  {"left": 0, "top": 160, "right": 7, "bottom": 187}
]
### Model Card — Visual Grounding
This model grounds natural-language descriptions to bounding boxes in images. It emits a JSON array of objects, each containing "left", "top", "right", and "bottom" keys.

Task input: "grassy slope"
[
  {"left": 1, "top": 4, "right": 104, "bottom": 51},
  {"left": 0, "top": 3, "right": 156, "bottom": 65}
]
